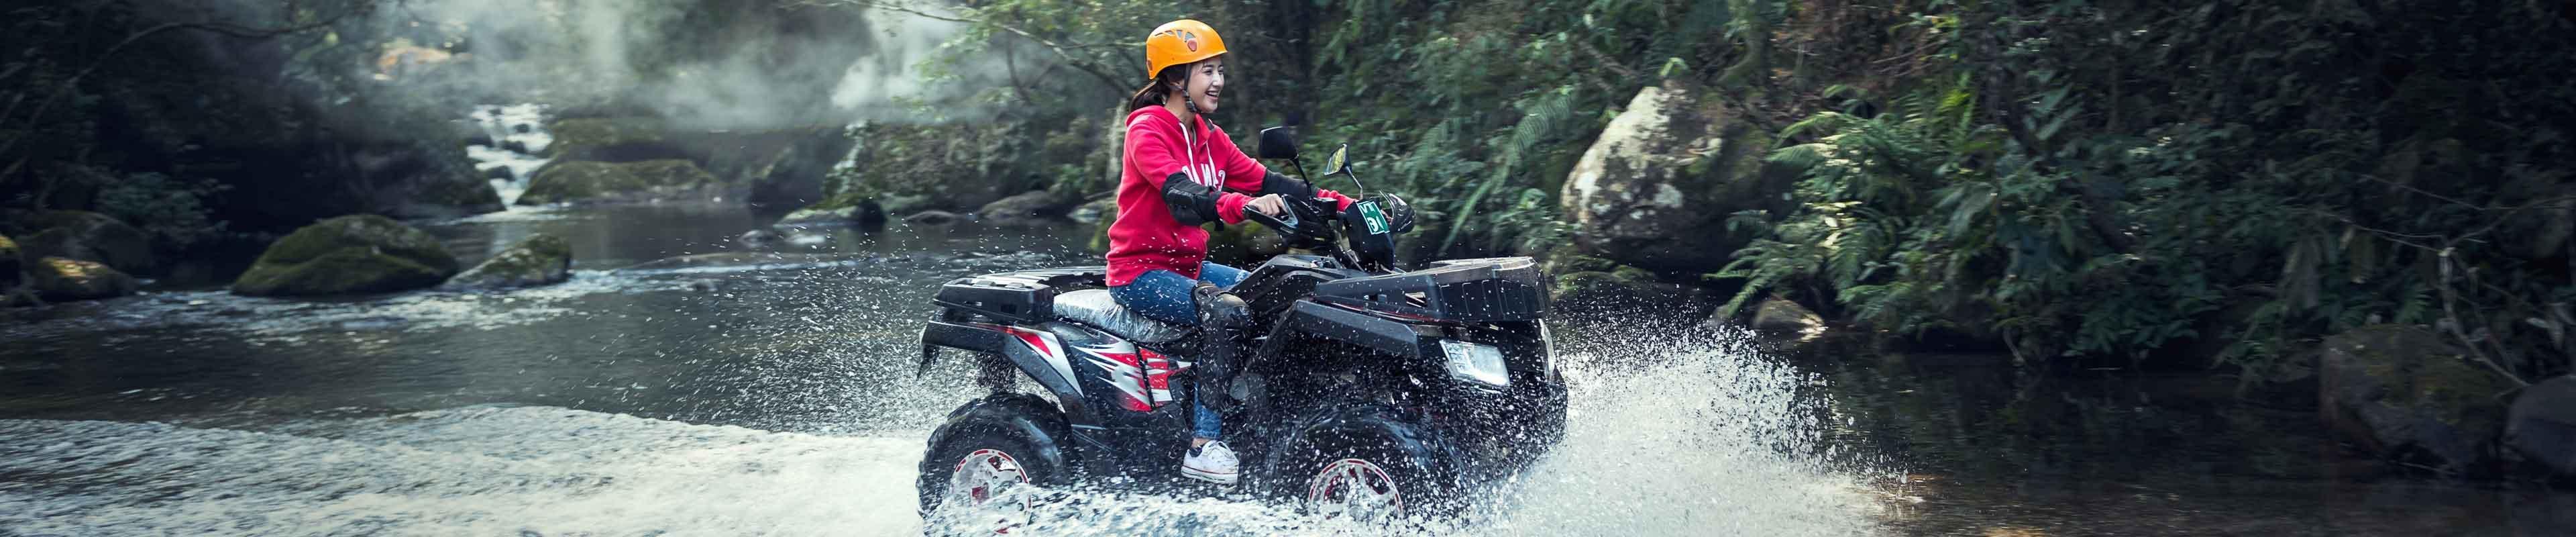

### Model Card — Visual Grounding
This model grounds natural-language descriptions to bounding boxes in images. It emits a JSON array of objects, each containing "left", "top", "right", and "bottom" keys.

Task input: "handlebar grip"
[{"left": 1242, "top": 206, "right": 1298, "bottom": 231}]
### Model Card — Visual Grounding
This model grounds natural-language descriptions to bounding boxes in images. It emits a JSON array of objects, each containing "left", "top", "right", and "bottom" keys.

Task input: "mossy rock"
[
  {"left": 231, "top": 215, "right": 459, "bottom": 296},
  {"left": 777, "top": 191, "right": 889, "bottom": 227},
  {"left": 517, "top": 160, "right": 721, "bottom": 205},
  {"left": 27, "top": 256, "right": 138, "bottom": 301},
  {"left": 543, "top": 117, "right": 689, "bottom": 162},
  {"left": 2318, "top": 324, "right": 2514, "bottom": 472},
  {"left": 439, "top": 234, "right": 573, "bottom": 291},
  {"left": 1, "top": 209, "right": 157, "bottom": 275}
]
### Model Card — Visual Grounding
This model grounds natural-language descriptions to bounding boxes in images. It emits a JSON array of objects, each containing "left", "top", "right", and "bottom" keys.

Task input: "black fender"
[
  {"left": 1259, "top": 403, "right": 1469, "bottom": 513},
  {"left": 920, "top": 393, "right": 1078, "bottom": 484}
]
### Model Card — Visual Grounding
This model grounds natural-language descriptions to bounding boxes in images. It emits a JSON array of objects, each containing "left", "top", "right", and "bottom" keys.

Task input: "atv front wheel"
[{"left": 1265, "top": 403, "right": 1464, "bottom": 522}]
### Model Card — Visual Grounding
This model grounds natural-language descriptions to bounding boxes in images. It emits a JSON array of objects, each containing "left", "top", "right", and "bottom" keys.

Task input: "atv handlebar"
[{"left": 1241, "top": 195, "right": 1340, "bottom": 246}]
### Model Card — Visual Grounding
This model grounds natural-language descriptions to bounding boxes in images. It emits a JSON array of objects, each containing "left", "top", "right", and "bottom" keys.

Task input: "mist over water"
[{"left": 363, "top": 0, "right": 1021, "bottom": 128}]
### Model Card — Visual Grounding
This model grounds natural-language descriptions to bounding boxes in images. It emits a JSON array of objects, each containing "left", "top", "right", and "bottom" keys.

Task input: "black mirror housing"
[{"left": 1255, "top": 126, "right": 1298, "bottom": 160}]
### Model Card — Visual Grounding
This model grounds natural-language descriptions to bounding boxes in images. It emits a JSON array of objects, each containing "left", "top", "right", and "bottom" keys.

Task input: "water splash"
[{"left": 0, "top": 327, "right": 1880, "bottom": 536}]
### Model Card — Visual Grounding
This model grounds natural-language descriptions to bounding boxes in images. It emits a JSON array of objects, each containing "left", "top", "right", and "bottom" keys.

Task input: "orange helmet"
[{"left": 1144, "top": 19, "right": 1228, "bottom": 81}]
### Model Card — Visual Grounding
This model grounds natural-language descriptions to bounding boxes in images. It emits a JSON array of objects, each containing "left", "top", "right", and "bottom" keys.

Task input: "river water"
[{"left": 1, "top": 203, "right": 2566, "bottom": 536}]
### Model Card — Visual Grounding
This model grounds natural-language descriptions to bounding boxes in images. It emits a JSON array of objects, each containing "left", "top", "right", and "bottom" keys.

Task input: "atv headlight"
[{"left": 1440, "top": 340, "right": 1510, "bottom": 387}]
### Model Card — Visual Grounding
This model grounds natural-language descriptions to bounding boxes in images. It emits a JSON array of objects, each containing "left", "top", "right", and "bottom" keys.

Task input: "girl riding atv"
[{"left": 1108, "top": 19, "right": 1355, "bottom": 485}]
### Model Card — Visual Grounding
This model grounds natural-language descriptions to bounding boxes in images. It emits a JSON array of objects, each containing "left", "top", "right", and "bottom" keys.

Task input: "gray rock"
[
  {"left": 231, "top": 215, "right": 460, "bottom": 296},
  {"left": 2318, "top": 324, "right": 2514, "bottom": 472},
  {"left": 977, "top": 190, "right": 1077, "bottom": 227},
  {"left": 1559, "top": 83, "right": 1795, "bottom": 273},
  {"left": 1748, "top": 294, "right": 1827, "bottom": 337},
  {"left": 2506, "top": 375, "right": 2576, "bottom": 477},
  {"left": 26, "top": 256, "right": 138, "bottom": 301},
  {"left": 439, "top": 234, "right": 573, "bottom": 291}
]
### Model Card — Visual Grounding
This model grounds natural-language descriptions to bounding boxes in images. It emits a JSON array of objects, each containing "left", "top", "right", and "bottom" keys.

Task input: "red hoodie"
[{"left": 1108, "top": 106, "right": 1351, "bottom": 286}]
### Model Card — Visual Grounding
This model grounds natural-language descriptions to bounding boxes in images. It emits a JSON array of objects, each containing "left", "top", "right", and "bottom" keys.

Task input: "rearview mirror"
[
  {"left": 1323, "top": 144, "right": 1350, "bottom": 177},
  {"left": 1256, "top": 126, "right": 1298, "bottom": 160}
]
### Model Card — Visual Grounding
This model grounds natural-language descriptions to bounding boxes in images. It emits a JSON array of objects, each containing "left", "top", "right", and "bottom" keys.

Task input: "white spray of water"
[{"left": 0, "top": 328, "right": 1882, "bottom": 536}]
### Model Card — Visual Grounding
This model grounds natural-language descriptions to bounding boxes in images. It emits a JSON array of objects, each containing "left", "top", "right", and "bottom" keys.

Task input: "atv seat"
[{"left": 1053, "top": 289, "right": 1195, "bottom": 344}]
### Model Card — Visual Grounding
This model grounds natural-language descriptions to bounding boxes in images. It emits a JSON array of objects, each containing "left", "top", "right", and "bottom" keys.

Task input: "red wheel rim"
[
  {"left": 941, "top": 448, "right": 1031, "bottom": 533},
  {"left": 1305, "top": 458, "right": 1405, "bottom": 521}
]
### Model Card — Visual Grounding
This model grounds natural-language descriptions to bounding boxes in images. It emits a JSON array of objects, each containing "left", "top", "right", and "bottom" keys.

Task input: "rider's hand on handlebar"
[{"left": 1244, "top": 194, "right": 1289, "bottom": 217}]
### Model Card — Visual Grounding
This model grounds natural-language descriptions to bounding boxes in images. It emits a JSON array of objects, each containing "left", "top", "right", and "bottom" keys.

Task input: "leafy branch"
[{"left": 802, "top": 0, "right": 1134, "bottom": 95}]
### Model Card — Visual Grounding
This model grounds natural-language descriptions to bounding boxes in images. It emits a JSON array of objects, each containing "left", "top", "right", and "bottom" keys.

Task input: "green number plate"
[{"left": 1358, "top": 201, "right": 1389, "bottom": 234}]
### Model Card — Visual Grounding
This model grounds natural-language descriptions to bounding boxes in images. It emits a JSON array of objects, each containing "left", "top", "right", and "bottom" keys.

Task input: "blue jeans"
[{"left": 1110, "top": 262, "right": 1247, "bottom": 440}]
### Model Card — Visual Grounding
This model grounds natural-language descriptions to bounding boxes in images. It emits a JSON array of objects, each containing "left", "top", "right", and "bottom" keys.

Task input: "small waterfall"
[{"left": 464, "top": 104, "right": 554, "bottom": 206}]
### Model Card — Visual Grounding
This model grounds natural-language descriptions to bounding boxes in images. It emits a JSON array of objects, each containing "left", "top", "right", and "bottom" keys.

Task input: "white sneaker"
[{"left": 1181, "top": 440, "right": 1240, "bottom": 485}]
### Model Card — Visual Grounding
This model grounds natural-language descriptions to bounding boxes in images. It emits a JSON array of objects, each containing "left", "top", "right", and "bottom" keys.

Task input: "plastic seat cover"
[{"left": 1053, "top": 289, "right": 1195, "bottom": 343}]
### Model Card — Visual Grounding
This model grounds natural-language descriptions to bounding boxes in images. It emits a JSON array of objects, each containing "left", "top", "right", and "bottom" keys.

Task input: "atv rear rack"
[{"left": 929, "top": 266, "right": 1107, "bottom": 324}]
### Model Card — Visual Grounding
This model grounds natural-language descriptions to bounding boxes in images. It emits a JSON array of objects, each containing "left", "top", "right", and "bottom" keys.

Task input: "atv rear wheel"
[{"left": 917, "top": 394, "right": 1067, "bottom": 534}]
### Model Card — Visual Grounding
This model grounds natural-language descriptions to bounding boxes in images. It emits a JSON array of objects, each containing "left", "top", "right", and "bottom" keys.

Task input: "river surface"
[{"left": 1, "top": 203, "right": 2567, "bottom": 536}]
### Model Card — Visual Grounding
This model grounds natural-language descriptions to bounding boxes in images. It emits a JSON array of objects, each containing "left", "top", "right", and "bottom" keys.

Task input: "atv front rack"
[{"left": 1311, "top": 257, "right": 1548, "bottom": 322}]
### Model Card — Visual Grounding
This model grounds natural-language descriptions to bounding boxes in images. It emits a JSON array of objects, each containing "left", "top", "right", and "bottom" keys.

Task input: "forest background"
[{"left": 5, "top": 0, "right": 2572, "bottom": 475}]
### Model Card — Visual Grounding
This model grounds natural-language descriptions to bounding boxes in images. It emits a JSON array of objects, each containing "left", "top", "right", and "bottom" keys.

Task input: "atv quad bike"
[{"left": 912, "top": 128, "right": 1568, "bottom": 528}]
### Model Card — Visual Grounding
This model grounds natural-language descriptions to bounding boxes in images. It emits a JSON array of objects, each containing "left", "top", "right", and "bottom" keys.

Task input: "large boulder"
[
  {"left": 2506, "top": 376, "right": 2576, "bottom": 477},
  {"left": 517, "top": 160, "right": 723, "bottom": 205},
  {"left": 439, "top": 234, "right": 574, "bottom": 291},
  {"left": 26, "top": 257, "right": 138, "bottom": 301},
  {"left": 1, "top": 209, "right": 157, "bottom": 275},
  {"left": 2318, "top": 324, "right": 2515, "bottom": 472},
  {"left": 1560, "top": 82, "right": 1796, "bottom": 273},
  {"left": 231, "top": 215, "right": 460, "bottom": 296}
]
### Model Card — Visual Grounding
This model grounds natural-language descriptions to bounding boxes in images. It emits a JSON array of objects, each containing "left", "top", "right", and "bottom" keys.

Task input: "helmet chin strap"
[{"left": 1180, "top": 67, "right": 1205, "bottom": 116}]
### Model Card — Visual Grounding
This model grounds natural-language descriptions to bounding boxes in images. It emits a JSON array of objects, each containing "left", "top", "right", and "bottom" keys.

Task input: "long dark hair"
[{"left": 1127, "top": 65, "right": 1189, "bottom": 111}]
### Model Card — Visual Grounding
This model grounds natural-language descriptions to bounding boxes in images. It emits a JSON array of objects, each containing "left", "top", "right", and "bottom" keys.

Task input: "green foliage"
[
  {"left": 93, "top": 172, "right": 227, "bottom": 250},
  {"left": 871, "top": 0, "right": 1754, "bottom": 261},
  {"left": 1727, "top": 0, "right": 2576, "bottom": 381}
]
